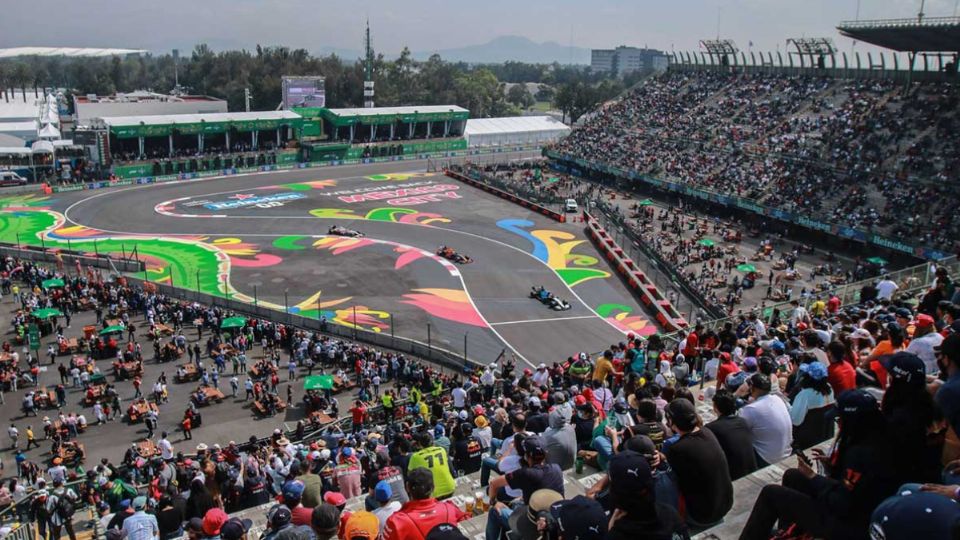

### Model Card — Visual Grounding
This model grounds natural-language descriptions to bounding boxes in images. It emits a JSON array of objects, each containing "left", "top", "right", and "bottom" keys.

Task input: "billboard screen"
[{"left": 282, "top": 76, "right": 326, "bottom": 109}]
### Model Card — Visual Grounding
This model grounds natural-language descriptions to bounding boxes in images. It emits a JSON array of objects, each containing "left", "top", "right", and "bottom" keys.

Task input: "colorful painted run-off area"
[{"left": 1, "top": 168, "right": 663, "bottom": 365}]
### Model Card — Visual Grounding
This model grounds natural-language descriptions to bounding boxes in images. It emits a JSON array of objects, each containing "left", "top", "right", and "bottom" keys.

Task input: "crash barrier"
[
  {"left": 444, "top": 169, "right": 567, "bottom": 223},
  {"left": 0, "top": 244, "right": 143, "bottom": 274},
  {"left": 45, "top": 145, "right": 543, "bottom": 194},
  {"left": 583, "top": 211, "right": 688, "bottom": 332}
]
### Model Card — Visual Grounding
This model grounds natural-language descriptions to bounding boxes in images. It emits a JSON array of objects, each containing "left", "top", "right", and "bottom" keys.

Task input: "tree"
[{"left": 506, "top": 84, "right": 534, "bottom": 109}]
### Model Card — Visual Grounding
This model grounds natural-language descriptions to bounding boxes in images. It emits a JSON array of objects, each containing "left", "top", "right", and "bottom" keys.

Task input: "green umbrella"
[
  {"left": 638, "top": 199, "right": 654, "bottom": 206},
  {"left": 32, "top": 307, "right": 63, "bottom": 319},
  {"left": 41, "top": 278, "right": 65, "bottom": 289},
  {"left": 99, "top": 325, "right": 125, "bottom": 335},
  {"left": 303, "top": 375, "right": 334, "bottom": 391},
  {"left": 866, "top": 257, "right": 888, "bottom": 266},
  {"left": 698, "top": 238, "right": 716, "bottom": 247},
  {"left": 220, "top": 316, "right": 246, "bottom": 330},
  {"left": 737, "top": 264, "right": 758, "bottom": 273}
]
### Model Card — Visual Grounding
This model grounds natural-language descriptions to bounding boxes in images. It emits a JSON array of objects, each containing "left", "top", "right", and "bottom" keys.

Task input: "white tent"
[
  {"left": 38, "top": 123, "right": 60, "bottom": 139},
  {"left": 464, "top": 116, "right": 570, "bottom": 148},
  {"left": 31, "top": 140, "right": 54, "bottom": 154}
]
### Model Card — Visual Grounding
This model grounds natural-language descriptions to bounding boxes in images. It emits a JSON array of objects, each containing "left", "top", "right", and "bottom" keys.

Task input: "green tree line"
[{"left": 0, "top": 44, "right": 643, "bottom": 122}]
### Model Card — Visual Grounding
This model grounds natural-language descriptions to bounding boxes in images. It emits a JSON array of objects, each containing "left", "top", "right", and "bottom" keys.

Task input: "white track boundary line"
[{"left": 489, "top": 315, "right": 598, "bottom": 326}]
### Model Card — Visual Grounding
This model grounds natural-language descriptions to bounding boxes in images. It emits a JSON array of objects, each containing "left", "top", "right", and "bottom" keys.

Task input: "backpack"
[{"left": 56, "top": 494, "right": 75, "bottom": 519}]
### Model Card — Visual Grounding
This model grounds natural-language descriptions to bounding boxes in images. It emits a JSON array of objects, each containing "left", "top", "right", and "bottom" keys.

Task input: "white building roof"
[
  {"left": 326, "top": 105, "right": 469, "bottom": 117},
  {"left": 0, "top": 89, "right": 44, "bottom": 121},
  {"left": 0, "top": 121, "right": 38, "bottom": 135},
  {"left": 0, "top": 47, "right": 146, "bottom": 58},
  {"left": 96, "top": 110, "right": 302, "bottom": 128},
  {"left": 464, "top": 116, "right": 570, "bottom": 136},
  {"left": 0, "top": 147, "right": 32, "bottom": 156}
]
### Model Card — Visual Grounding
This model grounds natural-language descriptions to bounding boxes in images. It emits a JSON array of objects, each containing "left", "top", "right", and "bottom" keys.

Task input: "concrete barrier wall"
[
  {"left": 444, "top": 169, "right": 567, "bottom": 223},
  {"left": 582, "top": 212, "right": 688, "bottom": 332}
]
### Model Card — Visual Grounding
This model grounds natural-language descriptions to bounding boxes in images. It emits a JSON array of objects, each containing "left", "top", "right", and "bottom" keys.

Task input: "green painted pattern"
[{"left": 272, "top": 235, "right": 310, "bottom": 251}]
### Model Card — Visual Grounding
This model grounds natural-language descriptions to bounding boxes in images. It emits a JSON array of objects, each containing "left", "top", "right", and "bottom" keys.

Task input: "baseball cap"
[
  {"left": 835, "top": 388, "right": 879, "bottom": 419},
  {"left": 342, "top": 511, "right": 380, "bottom": 539},
  {"left": 187, "top": 517, "right": 204, "bottom": 533},
  {"left": 527, "top": 396, "right": 541, "bottom": 408},
  {"left": 474, "top": 415, "right": 489, "bottom": 429},
  {"left": 202, "top": 508, "right": 229, "bottom": 536},
  {"left": 267, "top": 504, "right": 292, "bottom": 529},
  {"left": 425, "top": 523, "right": 469, "bottom": 540},
  {"left": 374, "top": 480, "right": 392, "bottom": 503},
  {"left": 323, "top": 491, "right": 346, "bottom": 507},
  {"left": 915, "top": 314, "right": 935, "bottom": 328},
  {"left": 895, "top": 308, "right": 912, "bottom": 319},
  {"left": 521, "top": 435, "right": 546, "bottom": 457},
  {"left": 608, "top": 451, "right": 654, "bottom": 499},
  {"left": 508, "top": 489, "right": 564, "bottom": 540},
  {"left": 282, "top": 480, "right": 305, "bottom": 502},
  {"left": 220, "top": 518, "right": 253, "bottom": 540},
  {"left": 665, "top": 398, "right": 697, "bottom": 425},
  {"left": 132, "top": 496, "right": 147, "bottom": 511},
  {"left": 870, "top": 485, "right": 960, "bottom": 539},
  {"left": 550, "top": 495, "right": 608, "bottom": 540},
  {"left": 935, "top": 333, "right": 960, "bottom": 361},
  {"left": 880, "top": 352, "right": 926, "bottom": 387}
]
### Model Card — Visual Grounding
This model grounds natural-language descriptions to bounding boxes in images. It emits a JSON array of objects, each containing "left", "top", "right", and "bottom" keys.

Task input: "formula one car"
[
  {"left": 437, "top": 246, "right": 473, "bottom": 264},
  {"left": 529, "top": 286, "right": 572, "bottom": 311},
  {"left": 328, "top": 225, "right": 364, "bottom": 238}
]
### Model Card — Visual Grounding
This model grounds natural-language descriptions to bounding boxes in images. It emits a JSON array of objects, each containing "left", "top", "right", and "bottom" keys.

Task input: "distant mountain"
[{"left": 416, "top": 36, "right": 591, "bottom": 65}]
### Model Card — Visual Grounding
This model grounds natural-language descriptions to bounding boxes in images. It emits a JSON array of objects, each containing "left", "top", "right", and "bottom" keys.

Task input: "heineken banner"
[{"left": 545, "top": 151, "right": 949, "bottom": 261}]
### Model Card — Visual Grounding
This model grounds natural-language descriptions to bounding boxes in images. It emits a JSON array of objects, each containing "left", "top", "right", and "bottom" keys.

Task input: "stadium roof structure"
[
  {"left": 837, "top": 16, "right": 960, "bottom": 52},
  {"left": 316, "top": 105, "right": 470, "bottom": 127},
  {"left": 0, "top": 47, "right": 146, "bottom": 58},
  {"left": 93, "top": 111, "right": 303, "bottom": 139}
]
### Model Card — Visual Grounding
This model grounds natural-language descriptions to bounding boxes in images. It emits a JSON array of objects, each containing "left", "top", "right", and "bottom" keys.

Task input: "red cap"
[
  {"left": 324, "top": 491, "right": 346, "bottom": 506},
  {"left": 202, "top": 508, "right": 228, "bottom": 536},
  {"left": 916, "top": 314, "right": 935, "bottom": 328},
  {"left": 574, "top": 395, "right": 586, "bottom": 406}
]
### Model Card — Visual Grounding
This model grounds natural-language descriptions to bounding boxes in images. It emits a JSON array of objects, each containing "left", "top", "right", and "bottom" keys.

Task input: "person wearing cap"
[
  {"left": 605, "top": 451, "right": 687, "bottom": 540},
  {"left": 473, "top": 415, "right": 493, "bottom": 451},
  {"left": 705, "top": 388, "right": 758, "bottom": 480},
  {"left": 740, "top": 389, "right": 900, "bottom": 540},
  {"left": 219, "top": 518, "right": 252, "bottom": 540},
  {"left": 663, "top": 398, "right": 732, "bottom": 528},
  {"left": 341, "top": 511, "right": 379, "bottom": 540},
  {"left": 906, "top": 313, "right": 944, "bottom": 373},
  {"left": 871, "top": 484, "right": 960, "bottom": 540},
  {"left": 47, "top": 478, "right": 80, "bottom": 540},
  {"left": 880, "top": 351, "right": 943, "bottom": 485},
  {"left": 120, "top": 496, "right": 158, "bottom": 540},
  {"left": 506, "top": 488, "right": 563, "bottom": 540},
  {"left": 334, "top": 446, "right": 363, "bottom": 500},
  {"left": 485, "top": 435, "right": 563, "bottom": 540},
  {"left": 407, "top": 431, "right": 455, "bottom": 499},
  {"left": 262, "top": 504, "right": 294, "bottom": 540},
  {"left": 371, "top": 480, "right": 401, "bottom": 535},
  {"left": 789, "top": 362, "right": 834, "bottom": 428},
  {"left": 738, "top": 373, "right": 793, "bottom": 467},
  {"left": 935, "top": 333, "right": 960, "bottom": 481},
  {"left": 382, "top": 468, "right": 466, "bottom": 540},
  {"left": 281, "top": 480, "right": 313, "bottom": 527},
  {"left": 451, "top": 423, "right": 483, "bottom": 475}
]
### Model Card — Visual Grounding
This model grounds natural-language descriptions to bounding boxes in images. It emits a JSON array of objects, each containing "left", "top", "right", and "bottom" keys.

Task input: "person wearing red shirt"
[
  {"left": 826, "top": 341, "right": 856, "bottom": 397},
  {"left": 716, "top": 352, "right": 741, "bottom": 388},
  {"left": 349, "top": 400, "right": 367, "bottom": 433},
  {"left": 383, "top": 468, "right": 466, "bottom": 540},
  {"left": 826, "top": 295, "right": 841, "bottom": 314}
]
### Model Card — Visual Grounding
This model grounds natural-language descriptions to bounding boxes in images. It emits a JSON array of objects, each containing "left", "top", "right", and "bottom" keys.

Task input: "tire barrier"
[
  {"left": 583, "top": 211, "right": 688, "bottom": 332},
  {"left": 444, "top": 169, "right": 566, "bottom": 223}
]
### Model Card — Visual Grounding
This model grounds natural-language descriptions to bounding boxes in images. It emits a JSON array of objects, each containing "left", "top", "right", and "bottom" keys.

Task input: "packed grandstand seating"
[{"left": 552, "top": 71, "right": 960, "bottom": 252}]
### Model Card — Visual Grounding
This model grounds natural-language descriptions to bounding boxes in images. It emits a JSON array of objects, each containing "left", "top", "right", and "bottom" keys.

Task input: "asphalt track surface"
[{"left": 53, "top": 158, "right": 657, "bottom": 367}]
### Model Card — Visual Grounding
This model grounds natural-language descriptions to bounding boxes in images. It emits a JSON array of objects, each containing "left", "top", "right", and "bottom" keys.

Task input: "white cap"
[
  {"left": 528, "top": 396, "right": 541, "bottom": 407},
  {"left": 537, "top": 363, "right": 546, "bottom": 369},
  {"left": 458, "top": 410, "right": 468, "bottom": 420}
]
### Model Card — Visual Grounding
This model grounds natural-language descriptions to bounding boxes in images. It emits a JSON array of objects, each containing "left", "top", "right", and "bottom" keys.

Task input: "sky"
[{"left": 0, "top": 0, "right": 956, "bottom": 57}]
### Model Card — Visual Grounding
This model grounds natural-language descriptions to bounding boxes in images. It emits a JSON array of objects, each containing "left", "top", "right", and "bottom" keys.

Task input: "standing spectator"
[
  {"left": 120, "top": 496, "right": 158, "bottom": 540},
  {"left": 47, "top": 479, "right": 79, "bottom": 540}
]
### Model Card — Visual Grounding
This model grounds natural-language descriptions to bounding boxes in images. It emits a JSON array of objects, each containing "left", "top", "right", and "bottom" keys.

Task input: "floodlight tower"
[{"left": 364, "top": 19, "right": 375, "bottom": 108}]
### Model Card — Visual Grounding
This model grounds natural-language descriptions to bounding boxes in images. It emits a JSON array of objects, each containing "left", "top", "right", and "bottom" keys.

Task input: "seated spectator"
[
  {"left": 382, "top": 468, "right": 466, "bottom": 540},
  {"left": 739, "top": 373, "right": 793, "bottom": 466},
  {"left": 543, "top": 409, "right": 576, "bottom": 471},
  {"left": 607, "top": 451, "right": 689, "bottom": 540},
  {"left": 740, "top": 389, "right": 900, "bottom": 539},
  {"left": 789, "top": 362, "right": 834, "bottom": 427},
  {"left": 704, "top": 388, "right": 758, "bottom": 480},
  {"left": 663, "top": 398, "right": 733, "bottom": 528}
]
